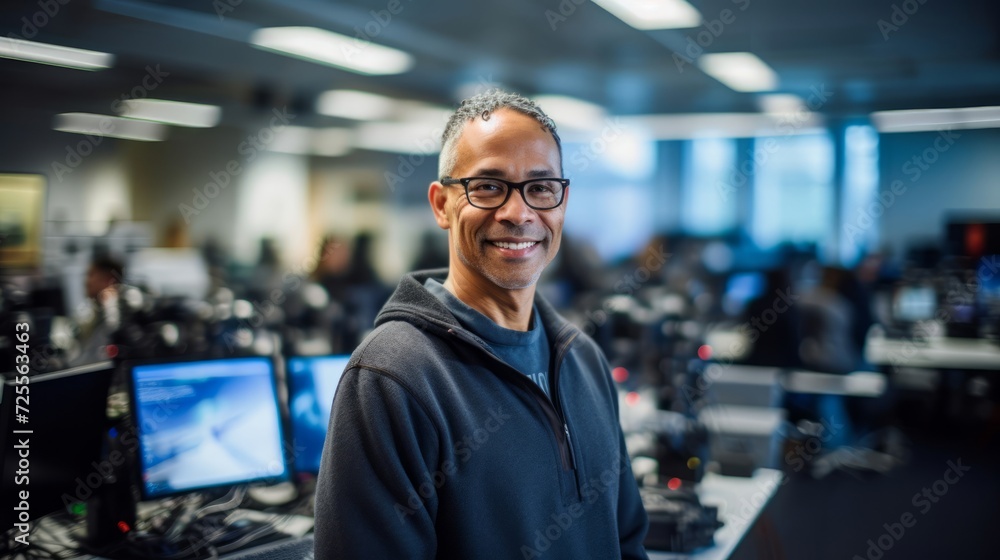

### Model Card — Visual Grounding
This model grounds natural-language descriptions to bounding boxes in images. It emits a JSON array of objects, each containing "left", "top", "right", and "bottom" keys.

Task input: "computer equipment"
[
  {"left": 945, "top": 218, "right": 1000, "bottom": 259},
  {"left": 722, "top": 272, "right": 764, "bottom": 317},
  {"left": 0, "top": 361, "right": 115, "bottom": 529},
  {"left": 127, "top": 356, "right": 289, "bottom": 500},
  {"left": 892, "top": 286, "right": 937, "bottom": 323},
  {"left": 285, "top": 355, "right": 350, "bottom": 474},
  {"left": 978, "top": 256, "right": 1000, "bottom": 304},
  {"left": 641, "top": 484, "right": 723, "bottom": 553}
]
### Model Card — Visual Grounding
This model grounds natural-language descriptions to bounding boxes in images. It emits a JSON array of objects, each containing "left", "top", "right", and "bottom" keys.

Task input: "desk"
[
  {"left": 57, "top": 473, "right": 781, "bottom": 560},
  {"left": 648, "top": 469, "right": 783, "bottom": 560},
  {"left": 783, "top": 370, "right": 887, "bottom": 397},
  {"left": 866, "top": 335, "right": 1000, "bottom": 370}
]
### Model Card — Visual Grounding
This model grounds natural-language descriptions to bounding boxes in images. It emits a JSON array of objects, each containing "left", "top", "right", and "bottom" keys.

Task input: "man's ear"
[{"left": 428, "top": 181, "right": 451, "bottom": 229}]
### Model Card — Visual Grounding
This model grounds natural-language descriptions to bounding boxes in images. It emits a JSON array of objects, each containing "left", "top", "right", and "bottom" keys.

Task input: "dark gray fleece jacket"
[{"left": 314, "top": 269, "right": 649, "bottom": 560}]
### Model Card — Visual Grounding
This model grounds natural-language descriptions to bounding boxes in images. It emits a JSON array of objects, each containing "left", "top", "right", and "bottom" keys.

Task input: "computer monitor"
[
  {"left": 893, "top": 286, "right": 937, "bottom": 323},
  {"left": 945, "top": 219, "right": 1000, "bottom": 258},
  {"left": 127, "top": 356, "right": 289, "bottom": 500},
  {"left": 0, "top": 361, "right": 114, "bottom": 529},
  {"left": 286, "top": 355, "right": 350, "bottom": 474},
  {"left": 979, "top": 256, "right": 1000, "bottom": 304},
  {"left": 722, "top": 272, "right": 765, "bottom": 317}
]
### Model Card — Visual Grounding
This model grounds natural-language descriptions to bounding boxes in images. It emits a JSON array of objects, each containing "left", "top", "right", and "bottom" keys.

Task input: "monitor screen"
[
  {"left": 893, "top": 286, "right": 937, "bottom": 323},
  {"left": 979, "top": 256, "right": 1000, "bottom": 303},
  {"left": 286, "top": 355, "right": 350, "bottom": 474},
  {"left": 0, "top": 362, "right": 114, "bottom": 528},
  {"left": 722, "top": 272, "right": 765, "bottom": 317},
  {"left": 129, "top": 356, "right": 288, "bottom": 499}
]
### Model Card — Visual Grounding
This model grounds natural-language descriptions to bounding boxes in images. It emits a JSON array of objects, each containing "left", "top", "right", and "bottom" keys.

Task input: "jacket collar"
[{"left": 375, "top": 268, "right": 578, "bottom": 347}]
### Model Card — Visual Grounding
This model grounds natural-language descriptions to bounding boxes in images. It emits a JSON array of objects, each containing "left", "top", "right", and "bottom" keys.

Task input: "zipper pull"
[{"left": 563, "top": 423, "right": 576, "bottom": 469}]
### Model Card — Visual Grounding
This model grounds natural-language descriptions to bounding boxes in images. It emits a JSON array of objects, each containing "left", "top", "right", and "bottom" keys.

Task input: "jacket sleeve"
[
  {"left": 616, "top": 425, "right": 650, "bottom": 559},
  {"left": 313, "top": 367, "right": 441, "bottom": 559},
  {"left": 603, "top": 355, "right": 649, "bottom": 559}
]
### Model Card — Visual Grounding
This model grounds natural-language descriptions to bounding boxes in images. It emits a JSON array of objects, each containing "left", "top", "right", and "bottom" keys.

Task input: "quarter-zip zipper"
[{"left": 447, "top": 325, "right": 579, "bottom": 471}]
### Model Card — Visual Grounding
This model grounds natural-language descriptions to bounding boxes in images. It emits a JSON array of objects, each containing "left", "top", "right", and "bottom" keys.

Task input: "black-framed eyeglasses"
[{"left": 440, "top": 177, "right": 570, "bottom": 210}]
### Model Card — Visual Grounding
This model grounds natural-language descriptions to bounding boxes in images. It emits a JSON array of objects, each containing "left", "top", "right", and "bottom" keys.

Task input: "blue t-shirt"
[{"left": 424, "top": 279, "right": 551, "bottom": 398}]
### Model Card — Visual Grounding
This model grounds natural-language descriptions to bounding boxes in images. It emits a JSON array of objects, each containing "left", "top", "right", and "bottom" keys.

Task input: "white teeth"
[{"left": 492, "top": 241, "right": 537, "bottom": 250}]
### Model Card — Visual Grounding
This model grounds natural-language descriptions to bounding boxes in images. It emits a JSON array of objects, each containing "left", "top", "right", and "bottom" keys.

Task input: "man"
[
  {"left": 314, "top": 90, "right": 649, "bottom": 559},
  {"left": 71, "top": 255, "right": 123, "bottom": 366}
]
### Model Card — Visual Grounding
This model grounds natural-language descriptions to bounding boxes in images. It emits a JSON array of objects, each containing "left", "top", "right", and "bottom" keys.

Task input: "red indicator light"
[
  {"left": 612, "top": 367, "right": 629, "bottom": 383},
  {"left": 697, "top": 345, "right": 712, "bottom": 361},
  {"left": 667, "top": 477, "right": 682, "bottom": 491}
]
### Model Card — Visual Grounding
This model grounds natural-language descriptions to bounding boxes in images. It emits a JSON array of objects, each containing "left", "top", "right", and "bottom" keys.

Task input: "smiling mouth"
[{"left": 490, "top": 240, "right": 539, "bottom": 250}]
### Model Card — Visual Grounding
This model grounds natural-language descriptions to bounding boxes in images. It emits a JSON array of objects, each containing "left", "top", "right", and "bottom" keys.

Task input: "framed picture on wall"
[{"left": 0, "top": 173, "right": 46, "bottom": 269}]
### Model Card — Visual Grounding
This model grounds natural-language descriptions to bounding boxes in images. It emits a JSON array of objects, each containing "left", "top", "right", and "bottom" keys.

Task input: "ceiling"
[{"left": 1, "top": 0, "right": 999, "bottom": 132}]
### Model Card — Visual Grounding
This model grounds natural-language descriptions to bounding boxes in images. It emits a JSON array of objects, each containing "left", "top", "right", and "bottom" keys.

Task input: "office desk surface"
[
  {"left": 65, "top": 471, "right": 782, "bottom": 560},
  {"left": 648, "top": 469, "right": 784, "bottom": 560},
  {"left": 866, "top": 335, "right": 1000, "bottom": 370}
]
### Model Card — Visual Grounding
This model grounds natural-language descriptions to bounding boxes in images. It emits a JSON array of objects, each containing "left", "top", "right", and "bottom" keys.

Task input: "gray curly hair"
[{"left": 437, "top": 89, "right": 562, "bottom": 179}]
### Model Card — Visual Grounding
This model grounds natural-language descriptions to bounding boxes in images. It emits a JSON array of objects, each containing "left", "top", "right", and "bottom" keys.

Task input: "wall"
[{"left": 878, "top": 127, "right": 1000, "bottom": 259}]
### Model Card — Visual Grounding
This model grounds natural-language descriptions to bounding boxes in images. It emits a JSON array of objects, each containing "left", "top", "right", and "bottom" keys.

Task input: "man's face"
[
  {"left": 431, "top": 108, "right": 567, "bottom": 291},
  {"left": 85, "top": 266, "right": 112, "bottom": 299}
]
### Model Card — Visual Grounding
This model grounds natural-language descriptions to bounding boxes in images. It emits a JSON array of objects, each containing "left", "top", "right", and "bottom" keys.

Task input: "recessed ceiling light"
[
  {"left": 53, "top": 113, "right": 167, "bottom": 142},
  {"left": 354, "top": 122, "right": 440, "bottom": 154},
  {"left": 592, "top": 0, "right": 702, "bottom": 29},
  {"left": 619, "top": 112, "right": 823, "bottom": 140},
  {"left": 312, "top": 128, "right": 353, "bottom": 157},
  {"left": 121, "top": 99, "right": 221, "bottom": 128},
  {"left": 758, "top": 94, "right": 806, "bottom": 116},
  {"left": 0, "top": 38, "right": 113, "bottom": 70},
  {"left": 532, "top": 95, "right": 606, "bottom": 131},
  {"left": 316, "top": 90, "right": 396, "bottom": 120},
  {"left": 250, "top": 27, "right": 413, "bottom": 75},
  {"left": 871, "top": 106, "right": 1000, "bottom": 133},
  {"left": 698, "top": 52, "right": 779, "bottom": 93}
]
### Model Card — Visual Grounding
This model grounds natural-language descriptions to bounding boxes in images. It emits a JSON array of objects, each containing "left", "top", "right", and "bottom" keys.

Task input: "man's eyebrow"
[{"left": 470, "top": 168, "right": 557, "bottom": 178}]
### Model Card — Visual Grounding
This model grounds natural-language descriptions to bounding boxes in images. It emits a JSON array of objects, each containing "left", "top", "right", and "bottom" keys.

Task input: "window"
[
  {"left": 840, "top": 124, "right": 880, "bottom": 264},
  {"left": 751, "top": 133, "right": 835, "bottom": 249},
  {"left": 681, "top": 137, "right": 738, "bottom": 235}
]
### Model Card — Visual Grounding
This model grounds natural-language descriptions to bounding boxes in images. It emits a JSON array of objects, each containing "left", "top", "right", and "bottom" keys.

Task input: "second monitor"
[{"left": 286, "top": 355, "right": 350, "bottom": 474}]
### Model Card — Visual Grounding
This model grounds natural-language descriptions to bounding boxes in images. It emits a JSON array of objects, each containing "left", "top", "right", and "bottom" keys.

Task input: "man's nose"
[{"left": 494, "top": 188, "right": 534, "bottom": 225}]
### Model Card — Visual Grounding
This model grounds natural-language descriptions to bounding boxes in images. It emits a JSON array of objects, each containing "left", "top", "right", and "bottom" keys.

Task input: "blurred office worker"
[
  {"left": 70, "top": 255, "right": 123, "bottom": 366},
  {"left": 314, "top": 90, "right": 649, "bottom": 559}
]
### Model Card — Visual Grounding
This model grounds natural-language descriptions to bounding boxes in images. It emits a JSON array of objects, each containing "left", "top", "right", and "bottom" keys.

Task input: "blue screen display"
[
  {"left": 286, "top": 355, "right": 350, "bottom": 473},
  {"left": 723, "top": 272, "right": 765, "bottom": 317},
  {"left": 979, "top": 256, "right": 1000, "bottom": 302},
  {"left": 131, "top": 357, "right": 288, "bottom": 498}
]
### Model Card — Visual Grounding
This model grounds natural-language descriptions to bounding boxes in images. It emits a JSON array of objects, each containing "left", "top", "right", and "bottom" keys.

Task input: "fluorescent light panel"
[
  {"left": 592, "top": 0, "right": 702, "bottom": 29},
  {"left": 620, "top": 112, "right": 823, "bottom": 140},
  {"left": 250, "top": 27, "right": 413, "bottom": 76},
  {"left": 317, "top": 90, "right": 451, "bottom": 127},
  {"left": 53, "top": 113, "right": 167, "bottom": 142},
  {"left": 355, "top": 122, "right": 440, "bottom": 154},
  {"left": 269, "top": 126, "right": 353, "bottom": 157},
  {"left": 0, "top": 38, "right": 113, "bottom": 70},
  {"left": 758, "top": 94, "right": 806, "bottom": 116},
  {"left": 316, "top": 90, "right": 396, "bottom": 120},
  {"left": 532, "top": 95, "right": 606, "bottom": 131},
  {"left": 312, "top": 128, "right": 353, "bottom": 156},
  {"left": 698, "top": 52, "right": 778, "bottom": 92},
  {"left": 871, "top": 106, "right": 1000, "bottom": 133},
  {"left": 121, "top": 99, "right": 221, "bottom": 128}
]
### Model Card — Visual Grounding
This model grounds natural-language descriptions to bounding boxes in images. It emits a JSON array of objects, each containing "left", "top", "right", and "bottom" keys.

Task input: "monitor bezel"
[{"left": 124, "top": 354, "right": 291, "bottom": 501}]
